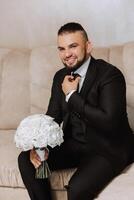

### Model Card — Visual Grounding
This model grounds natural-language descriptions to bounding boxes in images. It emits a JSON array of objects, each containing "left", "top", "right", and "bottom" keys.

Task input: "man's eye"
[
  {"left": 71, "top": 45, "right": 77, "bottom": 48},
  {"left": 58, "top": 48, "right": 64, "bottom": 52}
]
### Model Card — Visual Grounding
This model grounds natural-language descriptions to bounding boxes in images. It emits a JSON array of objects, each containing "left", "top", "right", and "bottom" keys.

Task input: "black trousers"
[{"left": 18, "top": 138, "right": 128, "bottom": 200}]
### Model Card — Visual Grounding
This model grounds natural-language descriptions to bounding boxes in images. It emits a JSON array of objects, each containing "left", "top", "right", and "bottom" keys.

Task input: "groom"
[{"left": 18, "top": 22, "right": 134, "bottom": 200}]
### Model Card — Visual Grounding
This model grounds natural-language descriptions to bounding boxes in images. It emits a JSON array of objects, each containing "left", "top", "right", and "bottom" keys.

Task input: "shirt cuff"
[{"left": 65, "top": 90, "right": 76, "bottom": 102}]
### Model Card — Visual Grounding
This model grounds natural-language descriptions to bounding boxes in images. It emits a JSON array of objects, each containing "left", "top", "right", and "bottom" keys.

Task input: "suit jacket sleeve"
[
  {"left": 67, "top": 67, "right": 127, "bottom": 132},
  {"left": 46, "top": 72, "right": 63, "bottom": 125}
]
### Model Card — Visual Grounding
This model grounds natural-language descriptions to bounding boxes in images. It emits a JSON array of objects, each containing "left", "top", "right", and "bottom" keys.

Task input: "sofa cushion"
[
  {"left": 127, "top": 105, "right": 134, "bottom": 131},
  {"left": 122, "top": 42, "right": 134, "bottom": 131},
  {"left": 0, "top": 187, "right": 30, "bottom": 200},
  {"left": 0, "top": 49, "right": 30, "bottom": 129},
  {"left": 123, "top": 42, "right": 134, "bottom": 85},
  {"left": 97, "top": 165, "right": 134, "bottom": 199},
  {"left": 0, "top": 130, "right": 24, "bottom": 188},
  {"left": 109, "top": 45, "right": 124, "bottom": 73},
  {"left": 30, "top": 46, "right": 62, "bottom": 114},
  {"left": 50, "top": 166, "right": 134, "bottom": 200},
  {"left": 50, "top": 168, "right": 76, "bottom": 190},
  {"left": 91, "top": 47, "right": 109, "bottom": 62}
]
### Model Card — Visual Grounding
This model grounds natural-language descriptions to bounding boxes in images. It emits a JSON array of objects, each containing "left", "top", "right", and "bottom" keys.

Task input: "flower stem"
[{"left": 35, "top": 161, "right": 51, "bottom": 179}]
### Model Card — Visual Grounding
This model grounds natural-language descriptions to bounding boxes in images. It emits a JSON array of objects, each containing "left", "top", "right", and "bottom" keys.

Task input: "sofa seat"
[{"left": 1, "top": 130, "right": 134, "bottom": 200}]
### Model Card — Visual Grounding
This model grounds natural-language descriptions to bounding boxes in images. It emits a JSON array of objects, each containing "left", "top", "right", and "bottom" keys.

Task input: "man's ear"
[{"left": 86, "top": 40, "right": 93, "bottom": 54}]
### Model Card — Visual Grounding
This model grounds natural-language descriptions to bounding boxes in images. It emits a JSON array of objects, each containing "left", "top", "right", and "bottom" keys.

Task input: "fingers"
[
  {"left": 64, "top": 75, "right": 80, "bottom": 82},
  {"left": 30, "top": 149, "right": 41, "bottom": 169},
  {"left": 75, "top": 76, "right": 81, "bottom": 82},
  {"left": 30, "top": 148, "right": 50, "bottom": 168},
  {"left": 64, "top": 75, "right": 74, "bottom": 82},
  {"left": 44, "top": 148, "right": 49, "bottom": 160},
  {"left": 62, "top": 75, "right": 80, "bottom": 95}
]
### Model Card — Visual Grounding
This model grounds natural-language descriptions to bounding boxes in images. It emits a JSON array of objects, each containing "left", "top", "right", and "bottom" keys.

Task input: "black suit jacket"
[{"left": 46, "top": 57, "right": 134, "bottom": 165}]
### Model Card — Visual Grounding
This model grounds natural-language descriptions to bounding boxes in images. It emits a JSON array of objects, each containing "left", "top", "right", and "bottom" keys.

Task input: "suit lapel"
[
  {"left": 62, "top": 57, "right": 97, "bottom": 131},
  {"left": 62, "top": 70, "right": 70, "bottom": 131},
  {"left": 80, "top": 57, "right": 97, "bottom": 98}
]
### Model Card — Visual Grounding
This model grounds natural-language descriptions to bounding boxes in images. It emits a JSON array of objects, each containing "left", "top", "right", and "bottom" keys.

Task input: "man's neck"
[{"left": 74, "top": 56, "right": 91, "bottom": 77}]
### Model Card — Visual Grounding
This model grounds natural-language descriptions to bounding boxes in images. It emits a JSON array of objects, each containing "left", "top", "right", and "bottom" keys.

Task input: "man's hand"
[
  {"left": 62, "top": 75, "right": 80, "bottom": 95},
  {"left": 30, "top": 148, "right": 49, "bottom": 169}
]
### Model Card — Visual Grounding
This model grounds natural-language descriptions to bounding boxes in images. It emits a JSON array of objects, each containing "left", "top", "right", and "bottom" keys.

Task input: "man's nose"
[{"left": 65, "top": 49, "right": 72, "bottom": 58}]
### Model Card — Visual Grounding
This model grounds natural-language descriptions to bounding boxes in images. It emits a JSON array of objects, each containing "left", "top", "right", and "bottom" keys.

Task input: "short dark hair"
[{"left": 58, "top": 22, "right": 88, "bottom": 41}]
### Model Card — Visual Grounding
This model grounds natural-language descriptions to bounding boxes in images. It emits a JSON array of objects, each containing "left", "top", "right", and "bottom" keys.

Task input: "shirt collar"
[{"left": 74, "top": 56, "right": 91, "bottom": 78}]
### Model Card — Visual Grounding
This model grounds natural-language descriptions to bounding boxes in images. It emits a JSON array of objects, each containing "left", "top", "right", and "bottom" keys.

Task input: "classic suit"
[{"left": 18, "top": 57, "right": 134, "bottom": 200}]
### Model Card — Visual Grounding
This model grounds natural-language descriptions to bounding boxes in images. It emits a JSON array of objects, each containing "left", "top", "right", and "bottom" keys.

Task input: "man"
[{"left": 18, "top": 22, "right": 134, "bottom": 200}]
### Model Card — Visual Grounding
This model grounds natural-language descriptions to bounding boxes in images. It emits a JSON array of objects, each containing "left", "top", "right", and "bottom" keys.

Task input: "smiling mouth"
[{"left": 65, "top": 57, "right": 76, "bottom": 64}]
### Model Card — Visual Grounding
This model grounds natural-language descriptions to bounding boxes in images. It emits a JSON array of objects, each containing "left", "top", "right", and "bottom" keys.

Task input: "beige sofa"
[{"left": 0, "top": 42, "right": 134, "bottom": 200}]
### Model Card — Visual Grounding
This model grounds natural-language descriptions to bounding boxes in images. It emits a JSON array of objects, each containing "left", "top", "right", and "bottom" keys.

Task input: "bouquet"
[{"left": 14, "top": 114, "right": 64, "bottom": 178}]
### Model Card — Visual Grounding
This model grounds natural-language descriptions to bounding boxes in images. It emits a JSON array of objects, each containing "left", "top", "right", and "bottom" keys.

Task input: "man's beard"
[{"left": 63, "top": 53, "right": 88, "bottom": 74}]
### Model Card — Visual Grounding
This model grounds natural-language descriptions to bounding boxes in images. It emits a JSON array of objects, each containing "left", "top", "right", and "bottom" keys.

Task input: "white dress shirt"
[{"left": 66, "top": 56, "right": 91, "bottom": 102}]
